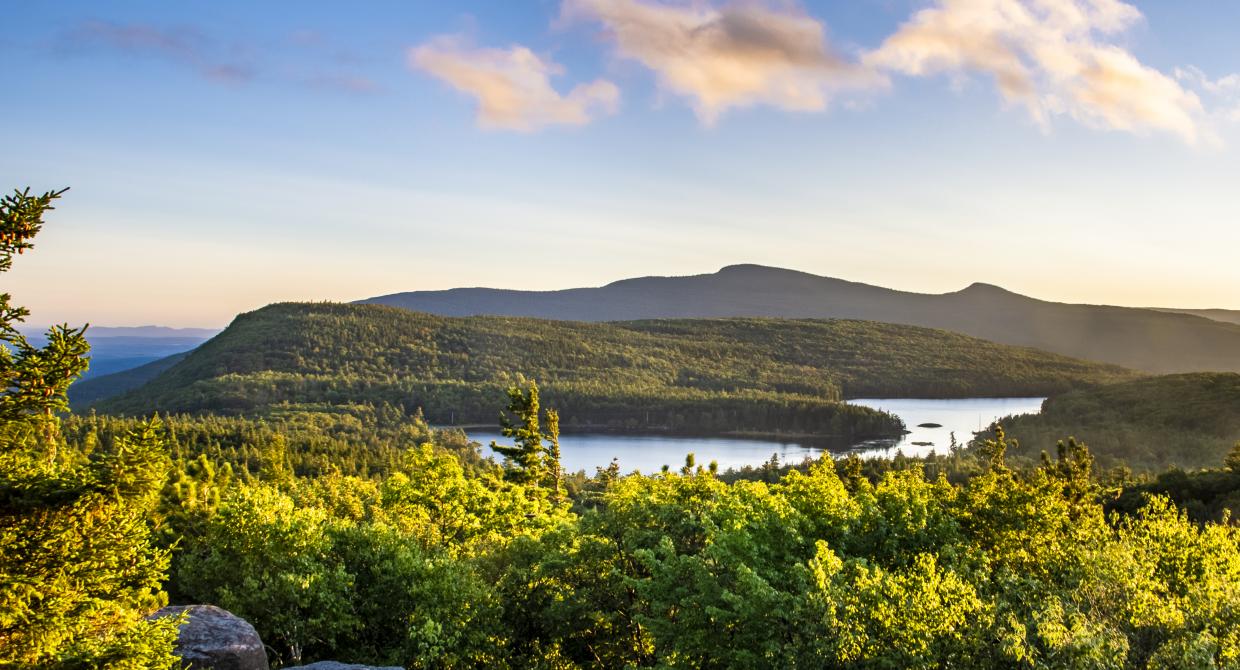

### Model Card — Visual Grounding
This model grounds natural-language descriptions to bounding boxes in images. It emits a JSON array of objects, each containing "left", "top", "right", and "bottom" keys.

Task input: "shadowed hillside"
[
  {"left": 361, "top": 264, "right": 1240, "bottom": 374},
  {"left": 69, "top": 351, "right": 190, "bottom": 408},
  {"left": 997, "top": 372, "right": 1240, "bottom": 471},
  {"left": 92, "top": 303, "right": 1136, "bottom": 439},
  {"left": 1153, "top": 307, "right": 1240, "bottom": 326}
]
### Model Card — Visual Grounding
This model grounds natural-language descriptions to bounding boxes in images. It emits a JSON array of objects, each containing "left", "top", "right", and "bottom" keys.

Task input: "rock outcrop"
[
  {"left": 286, "top": 663, "right": 404, "bottom": 670},
  {"left": 150, "top": 605, "right": 268, "bottom": 670}
]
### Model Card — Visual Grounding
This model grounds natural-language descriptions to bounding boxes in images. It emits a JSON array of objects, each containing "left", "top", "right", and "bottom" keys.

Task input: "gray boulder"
[
  {"left": 150, "top": 605, "right": 268, "bottom": 670},
  {"left": 286, "top": 663, "right": 404, "bottom": 670}
]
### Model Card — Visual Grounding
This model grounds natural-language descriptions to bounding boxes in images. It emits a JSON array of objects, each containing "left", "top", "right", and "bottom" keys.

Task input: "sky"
[{"left": 4, "top": 0, "right": 1239, "bottom": 328}]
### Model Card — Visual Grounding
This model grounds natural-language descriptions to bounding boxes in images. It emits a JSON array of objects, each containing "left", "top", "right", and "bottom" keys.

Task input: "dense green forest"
[
  {"left": 91, "top": 302, "right": 1136, "bottom": 442},
  {"left": 1111, "top": 457, "right": 1240, "bottom": 526},
  {"left": 997, "top": 373, "right": 1240, "bottom": 471},
  {"left": 43, "top": 408, "right": 1240, "bottom": 669}
]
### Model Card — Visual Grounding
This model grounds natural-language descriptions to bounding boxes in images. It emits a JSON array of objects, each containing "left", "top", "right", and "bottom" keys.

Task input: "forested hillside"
[
  {"left": 93, "top": 303, "right": 1136, "bottom": 440},
  {"left": 362, "top": 264, "right": 1240, "bottom": 373},
  {"left": 997, "top": 373, "right": 1240, "bottom": 471}
]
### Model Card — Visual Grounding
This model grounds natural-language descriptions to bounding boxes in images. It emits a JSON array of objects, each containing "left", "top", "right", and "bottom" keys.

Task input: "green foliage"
[
  {"left": 329, "top": 524, "right": 506, "bottom": 668},
  {"left": 0, "top": 188, "right": 178, "bottom": 669},
  {"left": 492, "top": 381, "right": 550, "bottom": 486},
  {"left": 1110, "top": 468, "right": 1240, "bottom": 525},
  {"left": 0, "top": 191, "right": 88, "bottom": 427},
  {"left": 172, "top": 433, "right": 567, "bottom": 666},
  {"left": 491, "top": 452, "right": 1240, "bottom": 668},
  {"left": 1000, "top": 372, "right": 1240, "bottom": 471},
  {"left": 1226, "top": 442, "right": 1240, "bottom": 474},
  {"left": 492, "top": 380, "right": 566, "bottom": 502},
  {"left": 92, "top": 302, "right": 1137, "bottom": 441},
  {"left": 61, "top": 404, "right": 493, "bottom": 481},
  {"left": 51, "top": 378, "right": 1239, "bottom": 669},
  {"left": 980, "top": 424, "right": 1015, "bottom": 472},
  {"left": 176, "top": 484, "right": 356, "bottom": 665}
]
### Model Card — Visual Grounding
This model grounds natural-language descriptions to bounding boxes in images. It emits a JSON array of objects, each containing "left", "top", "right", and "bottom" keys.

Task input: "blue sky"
[{"left": 4, "top": 0, "right": 1239, "bottom": 327}]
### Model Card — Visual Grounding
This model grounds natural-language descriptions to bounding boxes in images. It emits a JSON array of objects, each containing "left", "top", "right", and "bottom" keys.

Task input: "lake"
[
  {"left": 847, "top": 397, "right": 1046, "bottom": 459},
  {"left": 467, "top": 397, "right": 1046, "bottom": 475}
]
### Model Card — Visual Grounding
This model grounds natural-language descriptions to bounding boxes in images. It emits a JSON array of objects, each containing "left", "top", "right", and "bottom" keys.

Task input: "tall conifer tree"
[
  {"left": 0, "top": 188, "right": 179, "bottom": 668},
  {"left": 490, "top": 380, "right": 565, "bottom": 502}
]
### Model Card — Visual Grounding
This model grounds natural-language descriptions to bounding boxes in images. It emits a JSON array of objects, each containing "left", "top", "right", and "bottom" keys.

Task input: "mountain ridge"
[
  {"left": 1152, "top": 308, "right": 1240, "bottom": 326},
  {"left": 359, "top": 265, "right": 1240, "bottom": 374}
]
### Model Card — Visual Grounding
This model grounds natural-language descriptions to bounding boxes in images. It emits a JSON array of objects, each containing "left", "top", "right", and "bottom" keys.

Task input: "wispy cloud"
[
  {"left": 304, "top": 73, "right": 381, "bottom": 94},
  {"left": 561, "top": 0, "right": 885, "bottom": 124},
  {"left": 287, "top": 29, "right": 380, "bottom": 93},
  {"left": 66, "top": 20, "right": 379, "bottom": 94},
  {"left": 409, "top": 36, "right": 620, "bottom": 131},
  {"left": 70, "top": 20, "right": 256, "bottom": 83},
  {"left": 1176, "top": 66, "right": 1240, "bottom": 123},
  {"left": 866, "top": 0, "right": 1208, "bottom": 144}
]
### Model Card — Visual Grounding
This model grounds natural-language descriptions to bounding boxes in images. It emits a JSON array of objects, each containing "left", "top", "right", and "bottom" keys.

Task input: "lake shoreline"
[{"left": 437, "top": 423, "right": 902, "bottom": 446}]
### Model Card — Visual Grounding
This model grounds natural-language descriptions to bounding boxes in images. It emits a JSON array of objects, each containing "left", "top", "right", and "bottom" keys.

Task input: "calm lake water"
[
  {"left": 847, "top": 397, "right": 1046, "bottom": 459},
  {"left": 467, "top": 397, "right": 1046, "bottom": 475}
]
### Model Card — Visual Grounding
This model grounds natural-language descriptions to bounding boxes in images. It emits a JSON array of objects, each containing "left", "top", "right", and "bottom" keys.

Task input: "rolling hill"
[
  {"left": 1153, "top": 308, "right": 1240, "bottom": 326},
  {"left": 91, "top": 303, "right": 1137, "bottom": 440},
  {"left": 997, "top": 372, "right": 1240, "bottom": 471},
  {"left": 360, "top": 264, "right": 1240, "bottom": 374}
]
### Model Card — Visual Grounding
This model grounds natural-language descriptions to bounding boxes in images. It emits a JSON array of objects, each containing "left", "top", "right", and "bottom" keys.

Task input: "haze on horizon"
[{"left": 5, "top": 0, "right": 1240, "bottom": 329}]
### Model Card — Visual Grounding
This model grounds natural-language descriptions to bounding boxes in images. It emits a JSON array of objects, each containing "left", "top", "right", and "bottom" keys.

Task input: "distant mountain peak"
[
  {"left": 718, "top": 263, "right": 795, "bottom": 274},
  {"left": 958, "top": 282, "right": 1018, "bottom": 296},
  {"left": 358, "top": 266, "right": 1240, "bottom": 374}
]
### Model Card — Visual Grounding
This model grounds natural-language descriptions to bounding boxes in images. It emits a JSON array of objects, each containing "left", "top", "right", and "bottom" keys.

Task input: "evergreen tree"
[
  {"left": 544, "top": 407, "right": 564, "bottom": 504},
  {"left": 0, "top": 188, "right": 179, "bottom": 668},
  {"left": 490, "top": 380, "right": 547, "bottom": 485},
  {"left": 489, "top": 380, "right": 568, "bottom": 504},
  {"left": 1225, "top": 441, "right": 1240, "bottom": 474},
  {"left": 980, "top": 423, "right": 1014, "bottom": 472},
  {"left": 490, "top": 381, "right": 543, "bottom": 484}
]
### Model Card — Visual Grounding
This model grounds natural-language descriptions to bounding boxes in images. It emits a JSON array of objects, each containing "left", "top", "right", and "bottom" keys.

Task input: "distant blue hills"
[{"left": 23, "top": 325, "right": 219, "bottom": 381}]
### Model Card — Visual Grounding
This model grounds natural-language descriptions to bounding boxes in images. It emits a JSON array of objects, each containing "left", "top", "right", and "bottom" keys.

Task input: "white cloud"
[
  {"left": 1176, "top": 66, "right": 1240, "bottom": 123},
  {"left": 561, "top": 0, "right": 885, "bottom": 124},
  {"left": 867, "top": 0, "right": 1208, "bottom": 144},
  {"left": 410, "top": 36, "right": 620, "bottom": 131}
]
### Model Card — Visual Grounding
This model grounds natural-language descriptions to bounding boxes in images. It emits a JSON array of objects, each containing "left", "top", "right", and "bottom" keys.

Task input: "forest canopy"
[{"left": 998, "top": 372, "right": 1240, "bottom": 471}]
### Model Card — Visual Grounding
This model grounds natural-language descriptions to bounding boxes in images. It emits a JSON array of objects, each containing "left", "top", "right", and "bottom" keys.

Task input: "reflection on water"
[
  {"left": 846, "top": 397, "right": 1046, "bottom": 459},
  {"left": 467, "top": 397, "right": 1046, "bottom": 475},
  {"left": 468, "top": 430, "right": 839, "bottom": 476}
]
